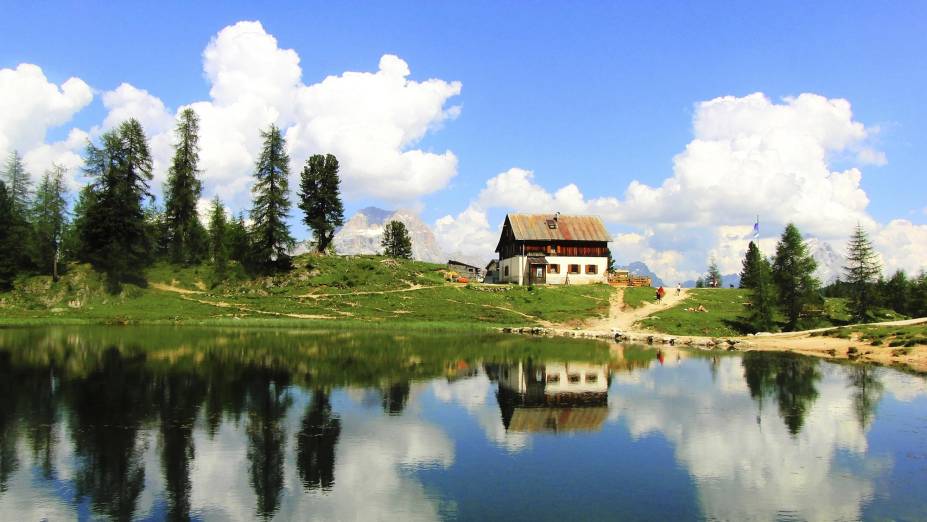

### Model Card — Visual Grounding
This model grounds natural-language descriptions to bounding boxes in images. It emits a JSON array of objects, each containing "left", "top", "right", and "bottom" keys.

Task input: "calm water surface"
[{"left": 0, "top": 327, "right": 925, "bottom": 521}]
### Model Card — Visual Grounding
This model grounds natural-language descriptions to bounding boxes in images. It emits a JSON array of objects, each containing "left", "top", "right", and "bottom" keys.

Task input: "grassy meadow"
[{"left": 0, "top": 255, "right": 613, "bottom": 329}]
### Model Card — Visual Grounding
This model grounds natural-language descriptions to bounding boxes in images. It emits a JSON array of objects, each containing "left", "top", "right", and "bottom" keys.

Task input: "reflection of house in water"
[{"left": 494, "top": 362, "right": 610, "bottom": 433}]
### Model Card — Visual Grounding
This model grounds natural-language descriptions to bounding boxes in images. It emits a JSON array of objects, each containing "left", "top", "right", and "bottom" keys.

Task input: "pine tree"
[
  {"left": 882, "top": 270, "right": 910, "bottom": 316},
  {"left": 606, "top": 249, "right": 616, "bottom": 274},
  {"left": 2, "top": 150, "right": 32, "bottom": 218},
  {"left": 32, "top": 164, "right": 68, "bottom": 279},
  {"left": 164, "top": 108, "right": 206, "bottom": 264},
  {"left": 1, "top": 150, "right": 35, "bottom": 272},
  {"left": 297, "top": 154, "right": 344, "bottom": 254},
  {"left": 249, "top": 124, "right": 294, "bottom": 272},
  {"left": 695, "top": 277, "right": 705, "bottom": 288},
  {"left": 707, "top": 257, "right": 722, "bottom": 288},
  {"left": 228, "top": 213, "right": 250, "bottom": 264},
  {"left": 0, "top": 181, "right": 16, "bottom": 289},
  {"left": 772, "top": 223, "right": 820, "bottom": 331},
  {"left": 80, "top": 119, "right": 154, "bottom": 289},
  {"left": 381, "top": 220, "right": 413, "bottom": 259},
  {"left": 740, "top": 241, "right": 762, "bottom": 289},
  {"left": 843, "top": 224, "right": 882, "bottom": 322},
  {"left": 746, "top": 247, "right": 777, "bottom": 332},
  {"left": 208, "top": 196, "right": 229, "bottom": 280}
]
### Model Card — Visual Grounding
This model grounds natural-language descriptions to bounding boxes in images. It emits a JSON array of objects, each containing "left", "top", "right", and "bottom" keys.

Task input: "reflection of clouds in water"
[
  {"left": 188, "top": 388, "right": 454, "bottom": 521},
  {"left": 880, "top": 370, "right": 927, "bottom": 402},
  {"left": 611, "top": 358, "right": 888, "bottom": 521},
  {"left": 431, "top": 373, "right": 530, "bottom": 453},
  {"left": 0, "top": 421, "right": 77, "bottom": 521}
]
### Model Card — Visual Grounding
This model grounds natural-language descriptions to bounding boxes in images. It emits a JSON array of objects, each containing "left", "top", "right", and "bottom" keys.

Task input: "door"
[{"left": 530, "top": 264, "right": 546, "bottom": 285}]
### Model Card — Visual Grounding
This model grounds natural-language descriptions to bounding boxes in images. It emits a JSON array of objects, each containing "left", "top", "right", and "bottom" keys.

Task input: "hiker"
[
  {"left": 657, "top": 286, "right": 666, "bottom": 303},
  {"left": 676, "top": 283, "right": 681, "bottom": 296}
]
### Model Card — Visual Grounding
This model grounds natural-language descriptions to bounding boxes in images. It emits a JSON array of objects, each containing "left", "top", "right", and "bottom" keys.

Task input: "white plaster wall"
[{"left": 498, "top": 255, "right": 608, "bottom": 285}]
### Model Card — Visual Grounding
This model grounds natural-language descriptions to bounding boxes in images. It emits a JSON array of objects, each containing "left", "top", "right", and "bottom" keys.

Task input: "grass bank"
[
  {"left": 635, "top": 288, "right": 907, "bottom": 337},
  {"left": 0, "top": 255, "right": 613, "bottom": 329}
]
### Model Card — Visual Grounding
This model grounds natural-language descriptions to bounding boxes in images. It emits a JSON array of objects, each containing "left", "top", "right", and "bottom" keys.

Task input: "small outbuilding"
[{"left": 447, "top": 260, "right": 483, "bottom": 279}]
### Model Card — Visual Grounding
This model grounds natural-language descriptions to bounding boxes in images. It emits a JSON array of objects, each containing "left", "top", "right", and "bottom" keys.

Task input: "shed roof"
[{"left": 506, "top": 214, "right": 612, "bottom": 242}]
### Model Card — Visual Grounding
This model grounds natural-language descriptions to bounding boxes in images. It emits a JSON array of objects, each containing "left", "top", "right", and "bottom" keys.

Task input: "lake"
[{"left": 0, "top": 327, "right": 925, "bottom": 521}]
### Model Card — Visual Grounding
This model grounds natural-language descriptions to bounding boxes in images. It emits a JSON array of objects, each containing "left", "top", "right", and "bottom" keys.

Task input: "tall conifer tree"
[
  {"left": 740, "top": 241, "right": 762, "bottom": 289},
  {"left": 249, "top": 124, "right": 293, "bottom": 272},
  {"left": 164, "top": 108, "right": 206, "bottom": 264},
  {"left": 80, "top": 119, "right": 153, "bottom": 288},
  {"left": 0, "top": 181, "right": 17, "bottom": 289},
  {"left": 208, "top": 196, "right": 229, "bottom": 280},
  {"left": 298, "top": 154, "right": 344, "bottom": 254},
  {"left": 2, "top": 150, "right": 32, "bottom": 218},
  {"left": 32, "top": 165, "right": 68, "bottom": 279},
  {"left": 843, "top": 224, "right": 882, "bottom": 322},
  {"left": 746, "top": 245, "right": 777, "bottom": 332},
  {"left": 772, "top": 223, "right": 820, "bottom": 331}
]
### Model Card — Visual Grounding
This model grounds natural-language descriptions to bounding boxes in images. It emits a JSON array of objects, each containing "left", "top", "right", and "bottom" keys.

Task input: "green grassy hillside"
[
  {"left": 0, "top": 255, "right": 613, "bottom": 329},
  {"left": 636, "top": 288, "right": 908, "bottom": 337}
]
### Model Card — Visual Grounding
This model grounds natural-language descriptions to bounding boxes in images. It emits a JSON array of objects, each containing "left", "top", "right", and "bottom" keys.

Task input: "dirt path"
[
  {"left": 178, "top": 295, "right": 335, "bottom": 320},
  {"left": 296, "top": 284, "right": 443, "bottom": 299},
  {"left": 583, "top": 287, "right": 690, "bottom": 331},
  {"left": 150, "top": 282, "right": 204, "bottom": 295}
]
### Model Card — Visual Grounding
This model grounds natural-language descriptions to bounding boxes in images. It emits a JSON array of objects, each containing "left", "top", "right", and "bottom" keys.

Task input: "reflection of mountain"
[{"left": 495, "top": 362, "right": 609, "bottom": 433}]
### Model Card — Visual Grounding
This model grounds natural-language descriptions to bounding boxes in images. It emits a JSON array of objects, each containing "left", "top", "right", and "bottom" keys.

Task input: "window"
[
  {"left": 546, "top": 373, "right": 560, "bottom": 384},
  {"left": 568, "top": 264, "right": 580, "bottom": 274},
  {"left": 546, "top": 219, "right": 557, "bottom": 229},
  {"left": 504, "top": 266, "right": 509, "bottom": 277},
  {"left": 568, "top": 373, "right": 581, "bottom": 384},
  {"left": 585, "top": 373, "right": 598, "bottom": 383},
  {"left": 586, "top": 265, "right": 598, "bottom": 274},
  {"left": 548, "top": 264, "right": 560, "bottom": 274}
]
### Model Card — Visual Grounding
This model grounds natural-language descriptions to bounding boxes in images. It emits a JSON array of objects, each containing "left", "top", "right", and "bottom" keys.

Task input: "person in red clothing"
[{"left": 656, "top": 286, "right": 666, "bottom": 303}]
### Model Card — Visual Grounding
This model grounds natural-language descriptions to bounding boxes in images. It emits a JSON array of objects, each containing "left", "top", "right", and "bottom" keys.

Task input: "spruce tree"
[
  {"left": 883, "top": 270, "right": 910, "bottom": 316},
  {"left": 208, "top": 196, "right": 229, "bottom": 280},
  {"left": 740, "top": 241, "right": 762, "bottom": 289},
  {"left": 695, "top": 277, "right": 705, "bottom": 288},
  {"left": 843, "top": 224, "right": 882, "bottom": 322},
  {"left": 2, "top": 150, "right": 35, "bottom": 272},
  {"left": 746, "top": 247, "right": 776, "bottom": 332},
  {"left": 0, "top": 181, "right": 16, "bottom": 289},
  {"left": 381, "top": 220, "right": 413, "bottom": 259},
  {"left": 707, "top": 257, "right": 722, "bottom": 288},
  {"left": 164, "top": 108, "right": 206, "bottom": 264},
  {"left": 297, "top": 154, "right": 344, "bottom": 254},
  {"left": 249, "top": 124, "right": 294, "bottom": 272},
  {"left": 80, "top": 119, "right": 154, "bottom": 289},
  {"left": 606, "top": 249, "right": 616, "bottom": 273},
  {"left": 772, "top": 223, "right": 820, "bottom": 331},
  {"left": 32, "top": 164, "right": 68, "bottom": 279},
  {"left": 228, "top": 213, "right": 250, "bottom": 264},
  {"left": 2, "top": 150, "right": 32, "bottom": 218}
]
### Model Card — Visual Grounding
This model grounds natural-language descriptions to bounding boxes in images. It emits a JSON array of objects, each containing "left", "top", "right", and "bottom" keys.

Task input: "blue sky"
[{"left": 1, "top": 1, "right": 925, "bottom": 279}]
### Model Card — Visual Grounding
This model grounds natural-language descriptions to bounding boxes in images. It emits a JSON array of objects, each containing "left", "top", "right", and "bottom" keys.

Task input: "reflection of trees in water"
[
  {"left": 0, "top": 351, "right": 19, "bottom": 493},
  {"left": 296, "top": 389, "right": 340, "bottom": 491},
  {"left": 382, "top": 382, "right": 410, "bottom": 415},
  {"left": 156, "top": 372, "right": 207, "bottom": 521},
  {"left": 847, "top": 366, "right": 884, "bottom": 429},
  {"left": 68, "top": 347, "right": 154, "bottom": 521},
  {"left": 742, "top": 352, "right": 821, "bottom": 435},
  {"left": 245, "top": 370, "right": 293, "bottom": 520}
]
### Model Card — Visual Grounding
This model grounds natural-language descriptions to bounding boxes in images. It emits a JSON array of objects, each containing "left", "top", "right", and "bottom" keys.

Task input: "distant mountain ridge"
[
  {"left": 618, "top": 261, "right": 665, "bottom": 287},
  {"left": 331, "top": 207, "right": 445, "bottom": 263}
]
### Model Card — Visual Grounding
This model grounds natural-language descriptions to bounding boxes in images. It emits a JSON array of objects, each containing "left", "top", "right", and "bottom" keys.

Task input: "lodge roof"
[{"left": 505, "top": 214, "right": 612, "bottom": 242}]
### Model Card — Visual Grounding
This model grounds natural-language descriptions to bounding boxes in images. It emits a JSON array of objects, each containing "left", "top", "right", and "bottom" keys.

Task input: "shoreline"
[{"left": 497, "top": 319, "right": 927, "bottom": 375}]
